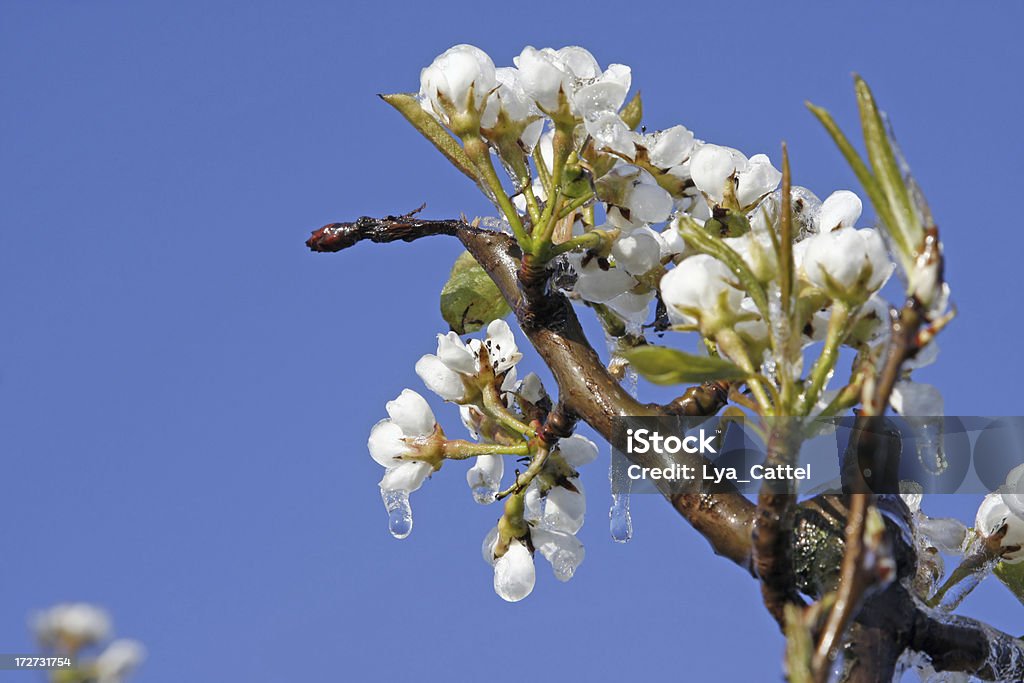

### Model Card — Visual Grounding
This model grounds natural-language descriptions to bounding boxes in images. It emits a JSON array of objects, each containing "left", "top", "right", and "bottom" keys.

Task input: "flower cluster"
[
  {"left": 362, "top": 43, "right": 957, "bottom": 605},
  {"left": 366, "top": 315, "right": 599, "bottom": 600},
  {"left": 32, "top": 603, "right": 144, "bottom": 683}
]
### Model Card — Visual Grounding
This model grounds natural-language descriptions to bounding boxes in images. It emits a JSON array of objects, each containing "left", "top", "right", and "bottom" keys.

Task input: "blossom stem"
[
  {"left": 482, "top": 383, "right": 536, "bottom": 437},
  {"left": 549, "top": 229, "right": 615, "bottom": 257},
  {"left": 715, "top": 328, "right": 773, "bottom": 414},
  {"left": 495, "top": 444, "right": 550, "bottom": 500},
  {"left": 800, "top": 302, "right": 851, "bottom": 415},
  {"left": 522, "top": 184, "right": 543, "bottom": 226},
  {"left": 444, "top": 441, "right": 532, "bottom": 459},
  {"left": 556, "top": 193, "right": 594, "bottom": 222},
  {"left": 532, "top": 123, "right": 574, "bottom": 253},
  {"left": 463, "top": 136, "right": 532, "bottom": 249}
]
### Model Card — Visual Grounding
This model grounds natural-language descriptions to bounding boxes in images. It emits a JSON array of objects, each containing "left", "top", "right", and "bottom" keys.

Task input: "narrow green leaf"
[
  {"left": 622, "top": 345, "right": 750, "bottom": 386},
  {"left": 440, "top": 251, "right": 512, "bottom": 334},
  {"left": 805, "top": 100, "right": 897, "bottom": 243},
  {"left": 380, "top": 93, "right": 482, "bottom": 188},
  {"left": 620, "top": 91, "right": 643, "bottom": 130},
  {"left": 994, "top": 561, "right": 1024, "bottom": 607},
  {"left": 854, "top": 76, "right": 922, "bottom": 262}
]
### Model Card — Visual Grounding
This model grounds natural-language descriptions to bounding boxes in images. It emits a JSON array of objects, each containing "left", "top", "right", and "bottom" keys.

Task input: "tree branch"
[
  {"left": 308, "top": 214, "right": 756, "bottom": 570},
  {"left": 308, "top": 214, "right": 1024, "bottom": 680}
]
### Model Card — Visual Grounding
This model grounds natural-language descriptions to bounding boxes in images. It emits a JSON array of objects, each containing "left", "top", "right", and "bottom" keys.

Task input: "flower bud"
[
  {"left": 660, "top": 254, "right": 741, "bottom": 333},
  {"left": 419, "top": 45, "right": 496, "bottom": 130},
  {"left": 819, "top": 190, "right": 863, "bottom": 231},
  {"left": 799, "top": 227, "right": 893, "bottom": 303},
  {"left": 976, "top": 493, "right": 1024, "bottom": 564},
  {"left": 493, "top": 538, "right": 536, "bottom": 601}
]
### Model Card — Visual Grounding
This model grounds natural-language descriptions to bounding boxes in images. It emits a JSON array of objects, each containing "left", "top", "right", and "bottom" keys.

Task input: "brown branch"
[
  {"left": 308, "top": 213, "right": 1024, "bottom": 680},
  {"left": 308, "top": 214, "right": 756, "bottom": 570},
  {"left": 753, "top": 422, "right": 806, "bottom": 625}
]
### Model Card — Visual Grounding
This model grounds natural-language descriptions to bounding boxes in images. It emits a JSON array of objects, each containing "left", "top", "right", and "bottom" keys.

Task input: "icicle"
[
  {"left": 609, "top": 353, "right": 637, "bottom": 543},
  {"left": 911, "top": 417, "right": 947, "bottom": 476},
  {"left": 381, "top": 488, "right": 413, "bottom": 539}
]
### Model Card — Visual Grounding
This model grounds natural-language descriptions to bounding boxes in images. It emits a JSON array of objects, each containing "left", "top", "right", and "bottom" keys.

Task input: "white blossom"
[
  {"left": 603, "top": 166, "right": 673, "bottom": 229},
  {"left": 660, "top": 254, "right": 741, "bottom": 326},
  {"left": 890, "top": 381, "right": 944, "bottom": 416},
  {"left": 514, "top": 46, "right": 629, "bottom": 118},
  {"left": 611, "top": 226, "right": 662, "bottom": 275},
  {"left": 1003, "top": 464, "right": 1024, "bottom": 521},
  {"left": 800, "top": 227, "right": 893, "bottom": 300},
  {"left": 492, "top": 538, "right": 536, "bottom": 602},
  {"left": 690, "top": 145, "right": 780, "bottom": 207},
  {"left": 33, "top": 603, "right": 111, "bottom": 647},
  {"left": 419, "top": 44, "right": 496, "bottom": 122},
  {"left": 531, "top": 528, "right": 585, "bottom": 581},
  {"left": 416, "top": 322, "right": 521, "bottom": 402},
  {"left": 466, "top": 455, "right": 503, "bottom": 504},
  {"left": 481, "top": 67, "right": 544, "bottom": 149},
  {"left": 556, "top": 434, "right": 599, "bottom": 468},
  {"left": 976, "top": 493, "right": 1024, "bottom": 564},
  {"left": 819, "top": 190, "right": 863, "bottom": 231},
  {"left": 95, "top": 639, "right": 146, "bottom": 683},
  {"left": 368, "top": 389, "right": 438, "bottom": 493}
]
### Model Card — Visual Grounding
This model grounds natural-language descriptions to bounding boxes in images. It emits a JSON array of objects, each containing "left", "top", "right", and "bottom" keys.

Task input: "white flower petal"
[
  {"left": 368, "top": 419, "right": 408, "bottom": 468},
  {"left": 819, "top": 190, "right": 863, "bottom": 231},
  {"left": 543, "top": 479, "right": 586, "bottom": 534},
  {"left": 493, "top": 539, "right": 536, "bottom": 602},
  {"left": 415, "top": 354, "right": 466, "bottom": 401},
  {"left": 557, "top": 434, "right": 598, "bottom": 467},
  {"left": 385, "top": 389, "right": 436, "bottom": 437},
  {"left": 380, "top": 461, "right": 434, "bottom": 493},
  {"left": 532, "top": 528, "right": 585, "bottom": 581}
]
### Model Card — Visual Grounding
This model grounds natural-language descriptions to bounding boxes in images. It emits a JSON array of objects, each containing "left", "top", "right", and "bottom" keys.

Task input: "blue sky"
[{"left": 2, "top": 2, "right": 1023, "bottom": 681}]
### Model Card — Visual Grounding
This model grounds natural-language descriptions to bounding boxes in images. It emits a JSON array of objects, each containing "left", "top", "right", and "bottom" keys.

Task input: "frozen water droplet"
[
  {"left": 911, "top": 417, "right": 947, "bottom": 476},
  {"left": 381, "top": 488, "right": 413, "bottom": 539},
  {"left": 610, "top": 491, "right": 633, "bottom": 543},
  {"left": 471, "top": 485, "right": 497, "bottom": 505}
]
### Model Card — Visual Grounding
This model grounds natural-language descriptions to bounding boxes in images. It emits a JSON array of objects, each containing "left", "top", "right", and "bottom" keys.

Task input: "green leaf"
[
  {"left": 622, "top": 346, "right": 750, "bottom": 386},
  {"left": 380, "top": 93, "right": 482, "bottom": 188},
  {"left": 854, "top": 76, "right": 922, "bottom": 263},
  {"left": 620, "top": 91, "right": 643, "bottom": 130},
  {"left": 440, "top": 251, "right": 512, "bottom": 334},
  {"left": 994, "top": 561, "right": 1024, "bottom": 607}
]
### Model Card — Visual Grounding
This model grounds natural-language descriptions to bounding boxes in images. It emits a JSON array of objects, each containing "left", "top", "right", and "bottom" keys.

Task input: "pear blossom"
[
  {"left": 33, "top": 603, "right": 111, "bottom": 648},
  {"left": 492, "top": 538, "right": 536, "bottom": 602},
  {"left": 1003, "top": 464, "right": 1024, "bottom": 521},
  {"left": 95, "top": 639, "right": 146, "bottom": 683},
  {"left": 601, "top": 166, "right": 674, "bottom": 229},
  {"left": 531, "top": 527, "right": 585, "bottom": 581},
  {"left": 557, "top": 434, "right": 599, "bottom": 467},
  {"left": 541, "top": 478, "right": 586, "bottom": 534},
  {"left": 611, "top": 226, "right": 663, "bottom": 276},
  {"left": 724, "top": 229, "right": 776, "bottom": 282},
  {"left": 800, "top": 227, "right": 893, "bottom": 302},
  {"left": 466, "top": 455, "right": 504, "bottom": 504},
  {"left": 660, "top": 254, "right": 741, "bottom": 327},
  {"left": 642, "top": 125, "right": 696, "bottom": 169},
  {"left": 819, "top": 190, "right": 863, "bottom": 231},
  {"left": 690, "top": 145, "right": 781, "bottom": 207},
  {"left": 419, "top": 44, "right": 496, "bottom": 124},
  {"left": 890, "top": 381, "right": 943, "bottom": 417},
  {"left": 368, "top": 389, "right": 439, "bottom": 493},
  {"left": 415, "top": 320, "right": 522, "bottom": 402},
  {"left": 481, "top": 67, "right": 544, "bottom": 149},
  {"left": 515, "top": 46, "right": 630, "bottom": 119},
  {"left": 976, "top": 493, "right": 1024, "bottom": 563},
  {"left": 585, "top": 111, "right": 636, "bottom": 157}
]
